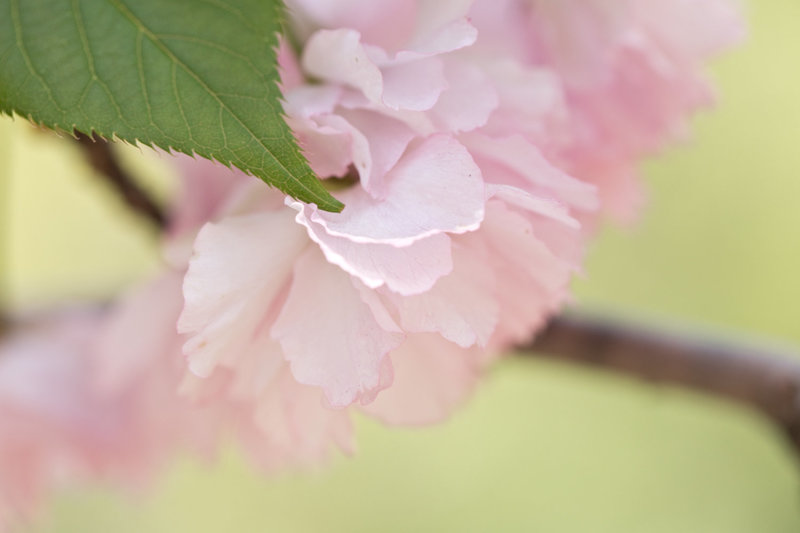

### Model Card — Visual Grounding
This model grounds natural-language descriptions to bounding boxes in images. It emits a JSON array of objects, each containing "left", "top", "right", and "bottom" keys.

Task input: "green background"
[{"left": 3, "top": 0, "right": 800, "bottom": 530}]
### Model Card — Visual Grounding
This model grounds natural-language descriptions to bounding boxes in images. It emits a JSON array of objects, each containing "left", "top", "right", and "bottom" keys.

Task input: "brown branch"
[
  {"left": 73, "top": 132, "right": 167, "bottom": 229},
  {"left": 525, "top": 314, "right": 800, "bottom": 451}
]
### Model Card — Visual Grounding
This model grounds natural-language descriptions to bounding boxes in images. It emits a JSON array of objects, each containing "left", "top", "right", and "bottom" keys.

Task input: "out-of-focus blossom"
[
  {"left": 0, "top": 313, "right": 107, "bottom": 528},
  {"left": 470, "top": 0, "right": 745, "bottom": 220},
  {"left": 0, "top": 307, "right": 196, "bottom": 528}
]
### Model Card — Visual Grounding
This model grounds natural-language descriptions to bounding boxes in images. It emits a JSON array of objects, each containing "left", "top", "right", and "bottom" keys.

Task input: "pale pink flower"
[
  {"left": 177, "top": 0, "right": 741, "bottom": 432},
  {"left": 0, "top": 5, "right": 744, "bottom": 523},
  {"left": 180, "top": 0, "right": 594, "bottom": 420}
]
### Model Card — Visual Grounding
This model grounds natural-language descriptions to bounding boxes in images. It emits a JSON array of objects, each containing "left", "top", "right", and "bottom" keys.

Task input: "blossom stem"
[
  {"left": 73, "top": 132, "right": 167, "bottom": 229},
  {"left": 525, "top": 314, "right": 800, "bottom": 451}
]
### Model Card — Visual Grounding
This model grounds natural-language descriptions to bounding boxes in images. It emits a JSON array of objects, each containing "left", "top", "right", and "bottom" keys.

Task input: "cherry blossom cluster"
[{"left": 0, "top": 0, "right": 742, "bottom": 527}]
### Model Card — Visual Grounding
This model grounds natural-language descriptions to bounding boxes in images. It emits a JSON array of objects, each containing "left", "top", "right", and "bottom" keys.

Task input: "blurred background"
[{"left": 2, "top": 0, "right": 800, "bottom": 531}]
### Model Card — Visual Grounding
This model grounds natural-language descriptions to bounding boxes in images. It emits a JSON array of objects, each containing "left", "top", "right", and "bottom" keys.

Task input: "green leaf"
[{"left": 0, "top": 0, "right": 343, "bottom": 212}]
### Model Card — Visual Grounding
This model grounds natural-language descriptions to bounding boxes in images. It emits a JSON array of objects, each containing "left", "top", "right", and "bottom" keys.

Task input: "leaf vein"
[
  {"left": 9, "top": 0, "right": 65, "bottom": 115},
  {"left": 73, "top": 0, "right": 135, "bottom": 132},
  {"left": 171, "top": 62, "right": 194, "bottom": 143},
  {"left": 134, "top": 30, "right": 179, "bottom": 144},
  {"left": 107, "top": 0, "right": 327, "bottom": 204},
  {"left": 192, "top": 0, "right": 261, "bottom": 34}
]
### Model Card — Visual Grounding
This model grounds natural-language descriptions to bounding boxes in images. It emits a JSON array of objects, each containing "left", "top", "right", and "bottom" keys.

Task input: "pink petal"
[
  {"left": 409, "top": 0, "right": 477, "bottom": 53},
  {"left": 528, "top": 0, "right": 631, "bottom": 88},
  {"left": 288, "top": 113, "right": 361, "bottom": 179},
  {"left": 361, "top": 333, "right": 481, "bottom": 426},
  {"left": 277, "top": 37, "right": 304, "bottom": 91},
  {"left": 338, "top": 109, "right": 416, "bottom": 196},
  {"left": 288, "top": 0, "right": 418, "bottom": 52},
  {"left": 481, "top": 202, "right": 574, "bottom": 348},
  {"left": 308, "top": 134, "right": 485, "bottom": 246},
  {"left": 380, "top": 57, "right": 448, "bottom": 111},
  {"left": 283, "top": 85, "right": 343, "bottom": 119},
  {"left": 271, "top": 248, "right": 404, "bottom": 408},
  {"left": 290, "top": 105, "right": 416, "bottom": 197},
  {"left": 486, "top": 184, "right": 579, "bottom": 229},
  {"left": 292, "top": 199, "right": 454, "bottom": 295},
  {"left": 463, "top": 133, "right": 598, "bottom": 211},
  {"left": 431, "top": 59, "right": 499, "bottom": 133},
  {"left": 93, "top": 272, "right": 184, "bottom": 392},
  {"left": 249, "top": 366, "right": 355, "bottom": 468},
  {"left": 179, "top": 211, "right": 308, "bottom": 377},
  {"left": 302, "top": 29, "right": 384, "bottom": 104},
  {"left": 225, "top": 327, "right": 287, "bottom": 401},
  {"left": 302, "top": 30, "right": 455, "bottom": 112},
  {"left": 480, "top": 60, "right": 567, "bottom": 143},
  {"left": 570, "top": 157, "right": 645, "bottom": 224},
  {"left": 383, "top": 239, "right": 498, "bottom": 347},
  {"left": 405, "top": 17, "right": 477, "bottom": 56},
  {"left": 168, "top": 155, "right": 254, "bottom": 240},
  {"left": 638, "top": 0, "right": 745, "bottom": 58}
]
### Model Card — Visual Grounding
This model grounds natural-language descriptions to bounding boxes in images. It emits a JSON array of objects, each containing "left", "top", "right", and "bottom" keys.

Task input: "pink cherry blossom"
[
  {"left": 178, "top": 0, "right": 742, "bottom": 424},
  {"left": 0, "top": 0, "right": 743, "bottom": 524}
]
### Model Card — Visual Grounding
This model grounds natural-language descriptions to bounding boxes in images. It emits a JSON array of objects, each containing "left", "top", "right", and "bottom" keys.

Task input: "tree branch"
[
  {"left": 525, "top": 314, "right": 800, "bottom": 451},
  {"left": 73, "top": 132, "right": 167, "bottom": 229}
]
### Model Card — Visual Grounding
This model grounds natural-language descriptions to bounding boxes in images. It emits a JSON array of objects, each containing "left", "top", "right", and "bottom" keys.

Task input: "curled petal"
[
  {"left": 308, "top": 134, "right": 485, "bottom": 246},
  {"left": 303, "top": 30, "right": 449, "bottom": 112},
  {"left": 292, "top": 199, "right": 454, "bottom": 295},
  {"left": 289, "top": 113, "right": 363, "bottom": 179},
  {"left": 486, "top": 184, "right": 579, "bottom": 229},
  {"left": 339, "top": 109, "right": 416, "bottom": 196}
]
